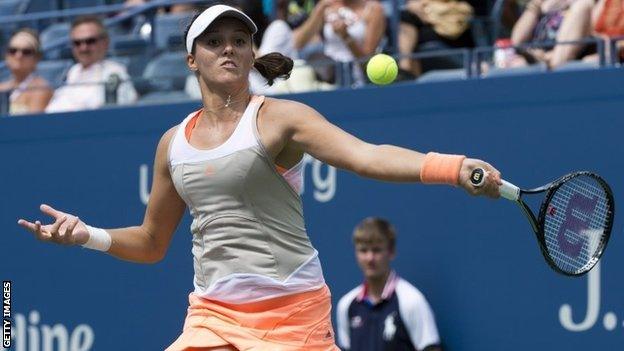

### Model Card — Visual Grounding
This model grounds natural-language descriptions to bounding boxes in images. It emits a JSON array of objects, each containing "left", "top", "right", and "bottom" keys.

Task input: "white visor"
[{"left": 186, "top": 4, "right": 258, "bottom": 54}]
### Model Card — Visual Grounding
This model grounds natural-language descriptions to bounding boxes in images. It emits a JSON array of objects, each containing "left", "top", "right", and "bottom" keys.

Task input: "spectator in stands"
[
  {"left": 337, "top": 217, "right": 442, "bottom": 351},
  {"left": 247, "top": 0, "right": 298, "bottom": 94},
  {"left": 509, "top": 0, "right": 577, "bottom": 67},
  {"left": 46, "top": 16, "right": 137, "bottom": 113},
  {"left": 293, "top": 0, "right": 387, "bottom": 85},
  {"left": 398, "top": 0, "right": 474, "bottom": 77},
  {"left": 510, "top": 0, "right": 623, "bottom": 68},
  {"left": 0, "top": 29, "right": 53, "bottom": 115},
  {"left": 546, "top": 0, "right": 624, "bottom": 67},
  {"left": 260, "top": 0, "right": 299, "bottom": 59},
  {"left": 590, "top": 0, "right": 624, "bottom": 63}
]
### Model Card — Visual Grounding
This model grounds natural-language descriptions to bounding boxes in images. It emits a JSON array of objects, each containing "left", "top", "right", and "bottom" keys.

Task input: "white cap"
[{"left": 186, "top": 4, "right": 258, "bottom": 54}]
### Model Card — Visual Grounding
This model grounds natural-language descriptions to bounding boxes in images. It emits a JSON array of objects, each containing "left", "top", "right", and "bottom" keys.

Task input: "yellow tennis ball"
[{"left": 366, "top": 54, "right": 398, "bottom": 85}]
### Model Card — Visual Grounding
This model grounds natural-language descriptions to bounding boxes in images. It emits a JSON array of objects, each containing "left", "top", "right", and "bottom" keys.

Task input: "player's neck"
[
  {"left": 201, "top": 81, "right": 250, "bottom": 116},
  {"left": 201, "top": 88, "right": 250, "bottom": 121}
]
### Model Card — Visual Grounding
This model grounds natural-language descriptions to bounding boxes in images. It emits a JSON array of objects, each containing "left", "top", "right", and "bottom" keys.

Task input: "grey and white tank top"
[{"left": 168, "top": 95, "right": 325, "bottom": 304}]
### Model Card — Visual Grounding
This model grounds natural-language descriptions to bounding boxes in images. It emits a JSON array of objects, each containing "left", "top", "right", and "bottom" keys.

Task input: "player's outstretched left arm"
[{"left": 265, "top": 99, "right": 502, "bottom": 198}]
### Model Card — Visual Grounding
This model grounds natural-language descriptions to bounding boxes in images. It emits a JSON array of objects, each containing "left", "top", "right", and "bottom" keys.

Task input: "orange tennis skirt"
[{"left": 166, "top": 285, "right": 338, "bottom": 350}]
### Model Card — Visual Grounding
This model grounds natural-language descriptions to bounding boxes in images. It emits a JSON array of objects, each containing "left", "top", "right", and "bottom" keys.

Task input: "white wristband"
[{"left": 83, "top": 225, "right": 112, "bottom": 252}]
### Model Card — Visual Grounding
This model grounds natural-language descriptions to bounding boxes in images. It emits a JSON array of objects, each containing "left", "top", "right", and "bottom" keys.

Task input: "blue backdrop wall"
[{"left": 1, "top": 68, "right": 623, "bottom": 351}]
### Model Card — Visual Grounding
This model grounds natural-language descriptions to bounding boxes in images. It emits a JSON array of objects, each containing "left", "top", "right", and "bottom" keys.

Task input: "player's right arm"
[{"left": 17, "top": 127, "right": 187, "bottom": 264}]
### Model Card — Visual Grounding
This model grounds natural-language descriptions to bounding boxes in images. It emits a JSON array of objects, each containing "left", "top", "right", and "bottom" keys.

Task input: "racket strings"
[{"left": 542, "top": 176, "right": 611, "bottom": 274}]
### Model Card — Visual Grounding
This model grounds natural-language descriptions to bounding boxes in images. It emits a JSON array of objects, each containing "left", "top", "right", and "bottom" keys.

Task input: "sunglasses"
[
  {"left": 7, "top": 47, "right": 36, "bottom": 56},
  {"left": 71, "top": 36, "right": 103, "bottom": 47}
]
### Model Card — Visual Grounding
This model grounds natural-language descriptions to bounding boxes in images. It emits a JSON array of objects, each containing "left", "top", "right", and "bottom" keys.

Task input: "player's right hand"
[
  {"left": 17, "top": 204, "right": 89, "bottom": 246},
  {"left": 458, "top": 158, "right": 502, "bottom": 199}
]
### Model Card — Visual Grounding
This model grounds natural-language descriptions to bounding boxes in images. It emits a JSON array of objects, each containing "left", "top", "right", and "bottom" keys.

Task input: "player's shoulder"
[
  {"left": 155, "top": 125, "right": 178, "bottom": 154},
  {"left": 161, "top": 125, "right": 178, "bottom": 141},
  {"left": 262, "top": 97, "right": 319, "bottom": 118},
  {"left": 159, "top": 109, "right": 200, "bottom": 145}
]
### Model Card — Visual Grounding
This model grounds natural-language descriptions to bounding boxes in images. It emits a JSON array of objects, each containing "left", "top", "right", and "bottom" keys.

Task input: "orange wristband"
[{"left": 420, "top": 152, "right": 466, "bottom": 185}]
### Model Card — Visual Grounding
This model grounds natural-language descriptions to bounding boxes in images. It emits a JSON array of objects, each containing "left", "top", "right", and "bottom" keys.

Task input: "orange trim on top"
[
  {"left": 185, "top": 110, "right": 202, "bottom": 142},
  {"left": 275, "top": 164, "right": 289, "bottom": 175}
]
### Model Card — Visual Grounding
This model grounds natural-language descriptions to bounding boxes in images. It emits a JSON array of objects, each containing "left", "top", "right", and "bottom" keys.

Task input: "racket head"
[{"left": 536, "top": 172, "right": 614, "bottom": 277}]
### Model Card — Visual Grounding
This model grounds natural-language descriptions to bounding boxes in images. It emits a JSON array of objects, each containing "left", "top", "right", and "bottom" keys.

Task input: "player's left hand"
[{"left": 17, "top": 204, "right": 90, "bottom": 246}]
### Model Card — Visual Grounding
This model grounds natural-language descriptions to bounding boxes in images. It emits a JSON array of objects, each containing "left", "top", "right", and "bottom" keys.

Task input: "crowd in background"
[{"left": 0, "top": 0, "right": 622, "bottom": 116}]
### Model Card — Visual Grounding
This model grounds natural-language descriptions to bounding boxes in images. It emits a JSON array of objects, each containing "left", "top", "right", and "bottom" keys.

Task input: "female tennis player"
[{"left": 17, "top": 4, "right": 501, "bottom": 351}]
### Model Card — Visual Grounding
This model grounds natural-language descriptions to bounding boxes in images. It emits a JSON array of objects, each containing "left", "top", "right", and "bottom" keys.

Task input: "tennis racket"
[{"left": 470, "top": 168, "right": 615, "bottom": 277}]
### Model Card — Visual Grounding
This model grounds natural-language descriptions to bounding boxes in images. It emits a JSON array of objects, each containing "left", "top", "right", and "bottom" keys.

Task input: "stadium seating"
[
  {"left": 35, "top": 59, "right": 73, "bottom": 86},
  {"left": 40, "top": 23, "right": 72, "bottom": 60},
  {"left": 138, "top": 90, "right": 191, "bottom": 104},
  {"left": 0, "top": 0, "right": 29, "bottom": 50},
  {"left": 118, "top": 53, "right": 149, "bottom": 79},
  {"left": 110, "top": 34, "right": 150, "bottom": 56},
  {"left": 62, "top": 0, "right": 106, "bottom": 9},
  {"left": 141, "top": 51, "right": 188, "bottom": 93},
  {"left": 153, "top": 13, "right": 194, "bottom": 51},
  {"left": 0, "top": 0, "right": 28, "bottom": 16},
  {"left": 25, "top": 0, "right": 59, "bottom": 13},
  {"left": 0, "top": 63, "right": 9, "bottom": 82}
]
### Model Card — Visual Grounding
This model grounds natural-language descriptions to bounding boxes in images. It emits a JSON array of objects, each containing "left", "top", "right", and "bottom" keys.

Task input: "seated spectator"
[
  {"left": 509, "top": 0, "right": 577, "bottom": 67},
  {"left": 0, "top": 29, "right": 53, "bottom": 115},
  {"left": 249, "top": 0, "right": 298, "bottom": 94},
  {"left": 512, "top": 0, "right": 622, "bottom": 68},
  {"left": 260, "top": 0, "right": 299, "bottom": 59},
  {"left": 293, "top": 0, "right": 387, "bottom": 86},
  {"left": 398, "top": 0, "right": 475, "bottom": 77},
  {"left": 583, "top": 0, "right": 624, "bottom": 64},
  {"left": 46, "top": 16, "right": 137, "bottom": 113}
]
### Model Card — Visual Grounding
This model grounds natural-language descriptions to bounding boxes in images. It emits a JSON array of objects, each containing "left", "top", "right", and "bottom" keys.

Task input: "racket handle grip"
[
  {"left": 499, "top": 180, "right": 520, "bottom": 201},
  {"left": 469, "top": 168, "right": 520, "bottom": 201}
]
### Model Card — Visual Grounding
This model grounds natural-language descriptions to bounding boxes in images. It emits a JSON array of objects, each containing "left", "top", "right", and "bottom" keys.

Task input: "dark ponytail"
[{"left": 254, "top": 52, "right": 293, "bottom": 86}]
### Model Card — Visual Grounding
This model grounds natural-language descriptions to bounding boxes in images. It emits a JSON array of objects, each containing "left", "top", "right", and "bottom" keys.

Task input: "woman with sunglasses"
[
  {"left": 0, "top": 29, "right": 52, "bottom": 115},
  {"left": 17, "top": 4, "right": 503, "bottom": 350}
]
